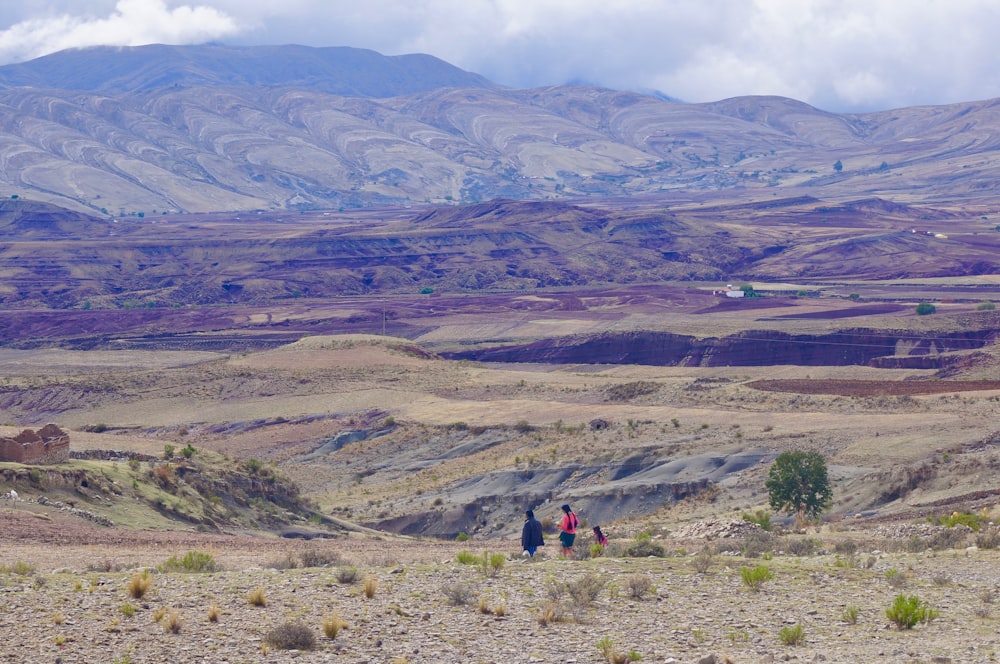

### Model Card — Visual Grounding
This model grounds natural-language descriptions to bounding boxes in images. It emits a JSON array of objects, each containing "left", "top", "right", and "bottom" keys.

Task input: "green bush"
[
  {"left": 625, "top": 539, "right": 665, "bottom": 558},
  {"left": 740, "top": 565, "right": 774, "bottom": 592},
  {"left": 741, "top": 510, "right": 771, "bottom": 531},
  {"left": 915, "top": 302, "right": 936, "bottom": 315},
  {"left": 778, "top": 624, "right": 805, "bottom": 645},
  {"left": 480, "top": 551, "right": 505, "bottom": 577},
  {"left": 886, "top": 594, "right": 938, "bottom": 630},
  {"left": 456, "top": 550, "right": 481, "bottom": 565},
  {"left": 934, "top": 511, "right": 982, "bottom": 531},
  {"left": 977, "top": 300, "right": 996, "bottom": 311},
  {"left": 161, "top": 550, "right": 221, "bottom": 573}
]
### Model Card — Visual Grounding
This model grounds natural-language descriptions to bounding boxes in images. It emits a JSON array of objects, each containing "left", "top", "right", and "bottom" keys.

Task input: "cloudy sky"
[{"left": 1, "top": 0, "right": 998, "bottom": 113}]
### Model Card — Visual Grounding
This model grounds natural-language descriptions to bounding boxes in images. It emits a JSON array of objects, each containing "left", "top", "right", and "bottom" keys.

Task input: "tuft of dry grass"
[
  {"left": 247, "top": 586, "right": 267, "bottom": 607},
  {"left": 207, "top": 603, "right": 221, "bottom": 622},
  {"left": 126, "top": 570, "right": 152, "bottom": 599},
  {"left": 537, "top": 600, "right": 566, "bottom": 626},
  {"left": 363, "top": 575, "right": 377, "bottom": 599},
  {"left": 322, "top": 611, "right": 348, "bottom": 639},
  {"left": 163, "top": 610, "right": 182, "bottom": 634},
  {"left": 478, "top": 596, "right": 491, "bottom": 614}
]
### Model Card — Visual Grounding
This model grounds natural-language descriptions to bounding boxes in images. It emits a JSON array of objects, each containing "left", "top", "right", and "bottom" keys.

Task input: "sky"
[{"left": 1, "top": 0, "right": 999, "bottom": 113}]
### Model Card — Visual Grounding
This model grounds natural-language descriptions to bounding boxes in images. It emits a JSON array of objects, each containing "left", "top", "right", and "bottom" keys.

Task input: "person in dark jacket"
[{"left": 521, "top": 509, "right": 545, "bottom": 557}]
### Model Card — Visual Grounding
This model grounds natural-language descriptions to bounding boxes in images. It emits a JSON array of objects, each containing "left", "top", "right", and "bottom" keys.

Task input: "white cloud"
[
  {"left": 1, "top": 1, "right": 1000, "bottom": 111},
  {"left": 0, "top": 0, "right": 240, "bottom": 63}
]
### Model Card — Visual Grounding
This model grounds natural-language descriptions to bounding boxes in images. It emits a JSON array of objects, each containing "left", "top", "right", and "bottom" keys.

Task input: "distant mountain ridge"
[
  {"left": 0, "top": 44, "right": 496, "bottom": 96},
  {"left": 0, "top": 44, "right": 998, "bottom": 214}
]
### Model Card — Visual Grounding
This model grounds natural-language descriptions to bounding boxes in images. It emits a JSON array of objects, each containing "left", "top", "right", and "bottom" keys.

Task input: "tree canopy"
[{"left": 765, "top": 450, "right": 832, "bottom": 525}]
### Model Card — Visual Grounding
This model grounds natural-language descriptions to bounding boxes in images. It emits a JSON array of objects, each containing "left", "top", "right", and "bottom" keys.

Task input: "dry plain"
[{"left": 1, "top": 286, "right": 999, "bottom": 662}]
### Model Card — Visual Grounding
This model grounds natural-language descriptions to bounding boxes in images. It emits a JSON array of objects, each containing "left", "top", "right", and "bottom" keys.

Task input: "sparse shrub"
[
  {"left": 493, "top": 603, "right": 506, "bottom": 617},
  {"left": 932, "top": 573, "right": 951, "bottom": 586},
  {"left": 841, "top": 605, "right": 860, "bottom": 624},
  {"left": 52, "top": 612, "right": 65, "bottom": 625},
  {"left": 152, "top": 463, "right": 172, "bottom": 486},
  {"left": 163, "top": 610, "right": 182, "bottom": 634},
  {"left": 692, "top": 548, "right": 713, "bottom": 574},
  {"left": 885, "top": 568, "right": 906, "bottom": 588},
  {"left": 480, "top": 551, "right": 505, "bottom": 577},
  {"left": 336, "top": 566, "right": 360, "bottom": 584},
  {"left": 455, "top": 532, "right": 470, "bottom": 542},
  {"left": 625, "top": 574, "right": 653, "bottom": 600},
  {"left": 934, "top": 511, "right": 983, "bottom": 531},
  {"left": 784, "top": 537, "right": 817, "bottom": 556},
  {"left": 207, "top": 604, "right": 221, "bottom": 622},
  {"left": 153, "top": 607, "right": 167, "bottom": 622},
  {"left": 363, "top": 575, "right": 377, "bottom": 599},
  {"left": 977, "top": 300, "right": 996, "bottom": 311},
  {"left": 265, "top": 553, "right": 299, "bottom": 570},
  {"left": 162, "top": 444, "right": 175, "bottom": 460},
  {"left": 740, "top": 565, "right": 774, "bottom": 592},
  {"left": 161, "top": 551, "right": 221, "bottom": 573},
  {"left": 513, "top": 419, "right": 533, "bottom": 433},
  {"left": 299, "top": 548, "right": 342, "bottom": 568},
  {"left": 567, "top": 572, "right": 606, "bottom": 606},
  {"left": 597, "top": 635, "right": 634, "bottom": 664},
  {"left": 590, "top": 543, "right": 605, "bottom": 558},
  {"left": 778, "top": 623, "right": 805, "bottom": 646},
  {"left": 478, "top": 596, "right": 492, "bottom": 614},
  {"left": 247, "top": 586, "right": 267, "bottom": 607},
  {"left": 886, "top": 594, "right": 938, "bottom": 630},
  {"left": 126, "top": 570, "right": 152, "bottom": 599},
  {"left": 3, "top": 560, "right": 36, "bottom": 575},
  {"left": 322, "top": 612, "right": 348, "bottom": 639},
  {"left": 456, "top": 550, "right": 481, "bottom": 565},
  {"left": 264, "top": 621, "right": 316, "bottom": 651},
  {"left": 741, "top": 509, "right": 771, "bottom": 531},
  {"left": 833, "top": 539, "right": 858, "bottom": 555},
  {"left": 625, "top": 539, "right": 665, "bottom": 558},
  {"left": 181, "top": 443, "right": 196, "bottom": 459},
  {"left": 442, "top": 582, "right": 475, "bottom": 606},
  {"left": 740, "top": 529, "right": 776, "bottom": 559},
  {"left": 975, "top": 526, "right": 1000, "bottom": 549},
  {"left": 119, "top": 602, "right": 136, "bottom": 618}
]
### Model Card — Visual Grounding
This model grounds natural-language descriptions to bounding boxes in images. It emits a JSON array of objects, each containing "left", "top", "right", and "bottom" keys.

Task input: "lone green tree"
[{"left": 765, "top": 450, "right": 831, "bottom": 527}]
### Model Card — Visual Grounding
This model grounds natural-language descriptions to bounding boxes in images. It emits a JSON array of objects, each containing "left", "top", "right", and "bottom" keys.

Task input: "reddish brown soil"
[{"left": 747, "top": 379, "right": 1000, "bottom": 396}]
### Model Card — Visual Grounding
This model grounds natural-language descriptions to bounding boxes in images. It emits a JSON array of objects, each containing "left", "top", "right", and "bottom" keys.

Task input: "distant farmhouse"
[
  {"left": 0, "top": 424, "right": 70, "bottom": 464},
  {"left": 712, "top": 284, "right": 746, "bottom": 298}
]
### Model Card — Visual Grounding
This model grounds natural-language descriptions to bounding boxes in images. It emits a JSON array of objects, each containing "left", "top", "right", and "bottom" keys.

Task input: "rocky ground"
[{"left": 3, "top": 506, "right": 1000, "bottom": 664}]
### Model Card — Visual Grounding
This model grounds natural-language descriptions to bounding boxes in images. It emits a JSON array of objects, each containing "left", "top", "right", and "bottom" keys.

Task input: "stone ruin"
[{"left": 0, "top": 424, "right": 70, "bottom": 464}]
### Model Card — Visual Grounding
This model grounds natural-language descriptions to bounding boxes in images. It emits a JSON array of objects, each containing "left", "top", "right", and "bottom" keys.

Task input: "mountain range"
[{"left": 1, "top": 44, "right": 1000, "bottom": 214}]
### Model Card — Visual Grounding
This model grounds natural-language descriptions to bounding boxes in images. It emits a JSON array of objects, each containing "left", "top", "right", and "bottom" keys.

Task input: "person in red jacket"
[{"left": 558, "top": 504, "right": 579, "bottom": 558}]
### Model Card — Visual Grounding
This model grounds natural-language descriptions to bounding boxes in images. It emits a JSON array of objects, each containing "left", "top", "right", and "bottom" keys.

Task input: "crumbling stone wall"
[{"left": 0, "top": 424, "right": 69, "bottom": 464}]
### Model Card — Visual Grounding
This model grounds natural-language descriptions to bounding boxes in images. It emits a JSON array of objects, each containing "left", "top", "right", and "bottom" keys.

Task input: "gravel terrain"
[{"left": 3, "top": 507, "right": 1000, "bottom": 664}]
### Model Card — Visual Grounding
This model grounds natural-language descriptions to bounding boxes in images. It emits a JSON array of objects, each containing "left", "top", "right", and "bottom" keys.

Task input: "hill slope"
[{"left": 0, "top": 45, "right": 1000, "bottom": 212}]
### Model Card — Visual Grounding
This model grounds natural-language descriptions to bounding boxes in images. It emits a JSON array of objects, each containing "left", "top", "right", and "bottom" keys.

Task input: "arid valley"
[{"left": 0, "top": 44, "right": 998, "bottom": 664}]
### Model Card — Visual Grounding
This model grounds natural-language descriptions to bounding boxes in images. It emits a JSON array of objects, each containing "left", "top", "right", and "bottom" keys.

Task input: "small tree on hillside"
[{"left": 765, "top": 450, "right": 831, "bottom": 528}]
